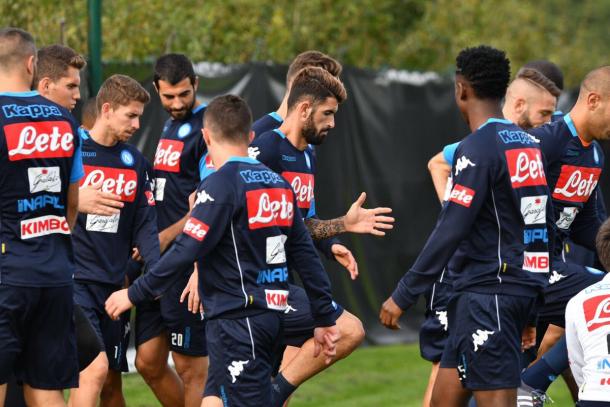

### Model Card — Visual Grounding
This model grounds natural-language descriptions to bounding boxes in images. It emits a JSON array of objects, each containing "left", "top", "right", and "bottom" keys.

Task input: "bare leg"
[
  {"left": 531, "top": 324, "right": 564, "bottom": 365},
  {"left": 0, "top": 383, "right": 6, "bottom": 407},
  {"left": 172, "top": 352, "right": 208, "bottom": 407},
  {"left": 473, "top": 388, "right": 516, "bottom": 407},
  {"left": 135, "top": 335, "right": 183, "bottom": 407},
  {"left": 100, "top": 369, "right": 125, "bottom": 407},
  {"left": 423, "top": 362, "right": 440, "bottom": 407},
  {"left": 23, "top": 385, "right": 66, "bottom": 407},
  {"left": 68, "top": 352, "right": 109, "bottom": 407},
  {"left": 560, "top": 368, "right": 579, "bottom": 402},
  {"left": 201, "top": 396, "right": 223, "bottom": 407},
  {"left": 430, "top": 367, "right": 470, "bottom": 407}
]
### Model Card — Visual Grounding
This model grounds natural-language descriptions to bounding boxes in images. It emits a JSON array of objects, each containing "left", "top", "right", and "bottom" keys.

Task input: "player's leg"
[
  {"left": 0, "top": 384, "right": 6, "bottom": 407},
  {"left": 430, "top": 367, "right": 470, "bottom": 407},
  {"left": 68, "top": 352, "right": 109, "bottom": 407},
  {"left": 171, "top": 353, "right": 208, "bottom": 407},
  {"left": 472, "top": 389, "right": 516, "bottom": 407},
  {"left": 22, "top": 386, "right": 66, "bottom": 407},
  {"left": 100, "top": 370, "right": 125, "bottom": 407},
  {"left": 423, "top": 362, "right": 441, "bottom": 407},
  {"left": 202, "top": 396, "right": 224, "bottom": 407},
  {"left": 135, "top": 299, "right": 184, "bottom": 406}
]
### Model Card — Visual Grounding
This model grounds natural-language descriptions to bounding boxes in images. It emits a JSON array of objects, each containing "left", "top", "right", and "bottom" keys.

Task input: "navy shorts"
[
  {"left": 440, "top": 291, "right": 536, "bottom": 390},
  {"left": 578, "top": 401, "right": 610, "bottom": 407},
  {"left": 204, "top": 312, "right": 281, "bottom": 406},
  {"left": 135, "top": 269, "right": 207, "bottom": 356},
  {"left": 0, "top": 285, "right": 78, "bottom": 389},
  {"left": 73, "top": 281, "right": 130, "bottom": 372},
  {"left": 420, "top": 280, "right": 453, "bottom": 362},
  {"left": 540, "top": 262, "right": 605, "bottom": 328}
]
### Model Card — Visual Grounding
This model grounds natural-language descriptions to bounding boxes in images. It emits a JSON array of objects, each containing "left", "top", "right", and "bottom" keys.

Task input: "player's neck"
[
  {"left": 278, "top": 119, "right": 308, "bottom": 151},
  {"left": 211, "top": 145, "right": 249, "bottom": 169},
  {"left": 0, "top": 75, "right": 33, "bottom": 93},
  {"left": 276, "top": 96, "right": 289, "bottom": 120},
  {"left": 467, "top": 101, "right": 504, "bottom": 132},
  {"left": 89, "top": 122, "right": 119, "bottom": 147},
  {"left": 568, "top": 106, "right": 594, "bottom": 143}
]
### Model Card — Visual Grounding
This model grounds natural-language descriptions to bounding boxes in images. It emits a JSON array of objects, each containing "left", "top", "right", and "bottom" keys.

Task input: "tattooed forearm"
[{"left": 304, "top": 217, "right": 346, "bottom": 240}]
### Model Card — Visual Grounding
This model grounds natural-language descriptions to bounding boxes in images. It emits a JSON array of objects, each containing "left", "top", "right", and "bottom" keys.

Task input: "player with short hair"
[
  {"left": 80, "top": 97, "right": 98, "bottom": 131},
  {"left": 564, "top": 217, "right": 610, "bottom": 406},
  {"left": 381, "top": 45, "right": 552, "bottom": 407},
  {"left": 251, "top": 66, "right": 395, "bottom": 406},
  {"left": 251, "top": 50, "right": 342, "bottom": 137},
  {"left": 68, "top": 74, "right": 158, "bottom": 407},
  {"left": 133, "top": 53, "right": 208, "bottom": 407},
  {"left": 105, "top": 94, "right": 340, "bottom": 407},
  {"left": 0, "top": 27, "right": 83, "bottom": 407}
]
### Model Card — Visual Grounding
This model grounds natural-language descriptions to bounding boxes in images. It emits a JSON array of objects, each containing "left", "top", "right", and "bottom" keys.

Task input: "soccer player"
[
  {"left": 564, "top": 218, "right": 610, "bottom": 406},
  {"left": 134, "top": 53, "right": 208, "bottom": 407},
  {"left": 380, "top": 45, "right": 552, "bottom": 407},
  {"left": 251, "top": 50, "right": 342, "bottom": 137},
  {"left": 105, "top": 94, "right": 340, "bottom": 407},
  {"left": 67, "top": 74, "right": 159, "bottom": 406},
  {"left": 0, "top": 27, "right": 82, "bottom": 407},
  {"left": 251, "top": 66, "right": 394, "bottom": 406},
  {"left": 80, "top": 97, "right": 98, "bottom": 130},
  {"left": 35, "top": 44, "right": 124, "bottom": 217}
]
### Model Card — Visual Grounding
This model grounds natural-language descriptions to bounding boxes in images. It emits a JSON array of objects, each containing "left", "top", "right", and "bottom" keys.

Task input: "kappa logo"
[
  {"left": 454, "top": 155, "right": 476, "bottom": 176},
  {"left": 548, "top": 270, "right": 566, "bottom": 284},
  {"left": 552, "top": 165, "right": 601, "bottom": 203},
  {"left": 505, "top": 148, "right": 546, "bottom": 188},
  {"left": 284, "top": 304, "right": 297, "bottom": 314},
  {"left": 498, "top": 129, "right": 539, "bottom": 145},
  {"left": 248, "top": 146, "right": 260, "bottom": 159},
  {"left": 448, "top": 184, "right": 475, "bottom": 208},
  {"left": 5, "top": 120, "right": 74, "bottom": 161},
  {"left": 472, "top": 329, "right": 494, "bottom": 352},
  {"left": 436, "top": 310, "right": 448, "bottom": 331},
  {"left": 28, "top": 166, "right": 61, "bottom": 193},
  {"left": 583, "top": 294, "right": 610, "bottom": 332},
  {"left": 195, "top": 190, "right": 215, "bottom": 205},
  {"left": 2, "top": 104, "right": 62, "bottom": 119},
  {"left": 228, "top": 360, "right": 249, "bottom": 383},
  {"left": 520, "top": 195, "right": 547, "bottom": 225},
  {"left": 556, "top": 207, "right": 579, "bottom": 230}
]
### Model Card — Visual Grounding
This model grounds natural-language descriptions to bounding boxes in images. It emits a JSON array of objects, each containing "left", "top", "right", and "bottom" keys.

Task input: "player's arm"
[
  {"left": 67, "top": 136, "right": 85, "bottom": 229},
  {"left": 564, "top": 297, "right": 585, "bottom": 386},
  {"left": 132, "top": 172, "right": 161, "bottom": 268},
  {"left": 428, "top": 151, "right": 452, "bottom": 203},
  {"left": 381, "top": 140, "right": 491, "bottom": 328},
  {"left": 569, "top": 187, "right": 603, "bottom": 251},
  {"left": 303, "top": 192, "right": 394, "bottom": 239}
]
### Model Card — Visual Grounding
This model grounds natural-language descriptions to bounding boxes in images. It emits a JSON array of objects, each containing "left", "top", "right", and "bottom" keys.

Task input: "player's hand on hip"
[
  {"left": 521, "top": 326, "right": 537, "bottom": 351},
  {"left": 313, "top": 325, "right": 341, "bottom": 365},
  {"left": 78, "top": 182, "right": 123, "bottom": 216},
  {"left": 331, "top": 244, "right": 359, "bottom": 280},
  {"left": 379, "top": 296, "right": 403, "bottom": 330},
  {"left": 105, "top": 289, "right": 133, "bottom": 321},
  {"left": 180, "top": 264, "right": 202, "bottom": 314},
  {"left": 344, "top": 192, "right": 394, "bottom": 236}
]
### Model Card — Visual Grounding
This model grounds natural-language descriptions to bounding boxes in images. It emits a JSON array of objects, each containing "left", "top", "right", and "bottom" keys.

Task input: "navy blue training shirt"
[
  {"left": 392, "top": 119, "right": 553, "bottom": 310},
  {"left": 252, "top": 112, "right": 283, "bottom": 138},
  {"left": 128, "top": 157, "right": 337, "bottom": 326},
  {"left": 0, "top": 91, "right": 83, "bottom": 286},
  {"left": 153, "top": 104, "right": 208, "bottom": 232},
  {"left": 72, "top": 131, "right": 159, "bottom": 286}
]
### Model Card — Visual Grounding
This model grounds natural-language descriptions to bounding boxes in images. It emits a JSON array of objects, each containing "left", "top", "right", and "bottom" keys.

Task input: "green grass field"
[{"left": 121, "top": 344, "right": 573, "bottom": 406}]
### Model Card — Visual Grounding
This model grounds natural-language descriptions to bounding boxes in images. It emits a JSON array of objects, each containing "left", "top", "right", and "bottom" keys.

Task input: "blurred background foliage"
[{"left": 1, "top": 0, "right": 608, "bottom": 86}]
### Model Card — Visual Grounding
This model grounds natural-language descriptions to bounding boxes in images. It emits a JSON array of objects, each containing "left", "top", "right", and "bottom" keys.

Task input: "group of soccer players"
[
  {"left": 0, "top": 26, "right": 396, "bottom": 407},
  {"left": 1, "top": 24, "right": 610, "bottom": 407},
  {"left": 380, "top": 45, "right": 610, "bottom": 407}
]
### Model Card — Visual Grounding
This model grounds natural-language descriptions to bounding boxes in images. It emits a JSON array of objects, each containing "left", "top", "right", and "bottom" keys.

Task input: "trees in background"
[{"left": 1, "top": 0, "right": 608, "bottom": 86}]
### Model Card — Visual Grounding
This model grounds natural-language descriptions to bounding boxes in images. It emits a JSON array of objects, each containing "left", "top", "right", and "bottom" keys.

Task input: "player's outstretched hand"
[
  {"left": 331, "top": 244, "right": 358, "bottom": 280},
  {"left": 180, "top": 264, "right": 203, "bottom": 314},
  {"left": 79, "top": 182, "right": 124, "bottom": 216},
  {"left": 313, "top": 325, "right": 340, "bottom": 365},
  {"left": 344, "top": 192, "right": 394, "bottom": 236},
  {"left": 521, "top": 326, "right": 537, "bottom": 351},
  {"left": 379, "top": 296, "right": 403, "bottom": 330},
  {"left": 105, "top": 289, "right": 133, "bottom": 321}
]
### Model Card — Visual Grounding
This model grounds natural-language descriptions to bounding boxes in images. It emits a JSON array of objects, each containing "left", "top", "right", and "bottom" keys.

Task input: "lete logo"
[
  {"left": 505, "top": 148, "right": 546, "bottom": 188},
  {"left": 552, "top": 165, "right": 601, "bottom": 203},
  {"left": 584, "top": 294, "right": 610, "bottom": 332},
  {"left": 183, "top": 217, "right": 209, "bottom": 241},
  {"left": 5, "top": 120, "right": 74, "bottom": 161},
  {"left": 81, "top": 166, "right": 138, "bottom": 202},
  {"left": 154, "top": 139, "right": 183, "bottom": 172},
  {"left": 448, "top": 184, "right": 475, "bottom": 208},
  {"left": 246, "top": 188, "right": 294, "bottom": 230},
  {"left": 282, "top": 172, "right": 314, "bottom": 208}
]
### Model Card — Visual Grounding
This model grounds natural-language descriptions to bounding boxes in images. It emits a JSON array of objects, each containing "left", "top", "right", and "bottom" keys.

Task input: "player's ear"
[
  {"left": 298, "top": 100, "right": 312, "bottom": 121},
  {"left": 101, "top": 102, "right": 112, "bottom": 117},
  {"left": 202, "top": 127, "right": 212, "bottom": 147},
  {"left": 37, "top": 77, "right": 51, "bottom": 94},
  {"left": 193, "top": 76, "right": 199, "bottom": 91},
  {"left": 514, "top": 97, "right": 526, "bottom": 115},
  {"left": 248, "top": 130, "right": 255, "bottom": 143},
  {"left": 587, "top": 91, "right": 601, "bottom": 111},
  {"left": 26, "top": 54, "right": 35, "bottom": 77}
]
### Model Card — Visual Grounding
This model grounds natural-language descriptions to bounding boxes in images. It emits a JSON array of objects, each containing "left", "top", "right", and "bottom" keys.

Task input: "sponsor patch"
[
  {"left": 266, "top": 235, "right": 287, "bottom": 264},
  {"left": 246, "top": 188, "right": 294, "bottom": 230},
  {"left": 583, "top": 294, "right": 610, "bottom": 332},
  {"left": 81, "top": 166, "right": 138, "bottom": 202},
  {"left": 265, "top": 289, "right": 289, "bottom": 311},
  {"left": 183, "top": 217, "right": 209, "bottom": 241},
  {"left": 154, "top": 178, "right": 166, "bottom": 201},
  {"left": 522, "top": 251, "right": 550, "bottom": 273},
  {"left": 556, "top": 207, "right": 579, "bottom": 230},
  {"left": 505, "top": 148, "right": 546, "bottom": 188},
  {"left": 520, "top": 195, "right": 547, "bottom": 225},
  {"left": 5, "top": 120, "right": 74, "bottom": 161},
  {"left": 552, "top": 165, "right": 601, "bottom": 203},
  {"left": 448, "top": 184, "right": 475, "bottom": 207},
  {"left": 21, "top": 215, "right": 70, "bottom": 239},
  {"left": 86, "top": 213, "right": 121, "bottom": 233},
  {"left": 28, "top": 166, "right": 61, "bottom": 193},
  {"left": 282, "top": 172, "right": 314, "bottom": 209},
  {"left": 154, "top": 139, "right": 183, "bottom": 172}
]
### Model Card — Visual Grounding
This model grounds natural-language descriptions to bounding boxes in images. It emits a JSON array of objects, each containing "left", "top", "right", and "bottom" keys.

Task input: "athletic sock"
[
  {"left": 521, "top": 335, "right": 568, "bottom": 391},
  {"left": 271, "top": 372, "right": 297, "bottom": 407}
]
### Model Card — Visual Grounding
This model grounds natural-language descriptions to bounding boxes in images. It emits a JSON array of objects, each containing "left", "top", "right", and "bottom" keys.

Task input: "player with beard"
[
  {"left": 251, "top": 66, "right": 394, "bottom": 406},
  {"left": 133, "top": 53, "right": 208, "bottom": 407}
]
